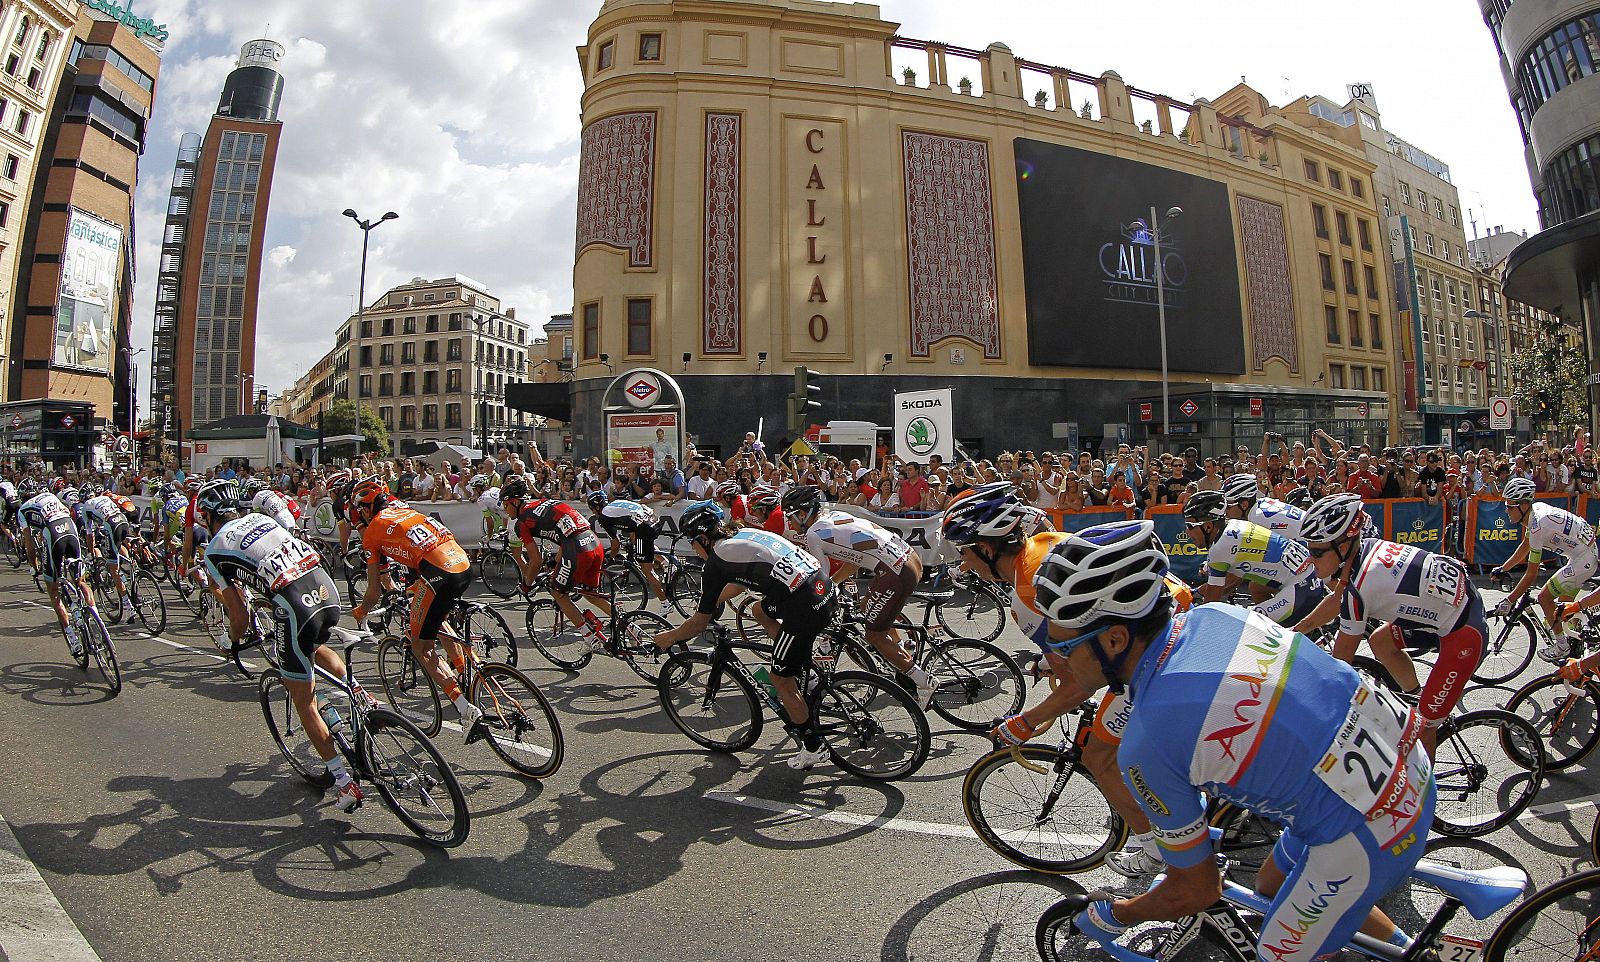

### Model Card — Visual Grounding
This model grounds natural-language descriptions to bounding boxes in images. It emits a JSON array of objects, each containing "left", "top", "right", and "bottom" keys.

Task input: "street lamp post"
[
  {"left": 342, "top": 208, "right": 398, "bottom": 452},
  {"left": 469, "top": 312, "right": 492, "bottom": 455},
  {"left": 122, "top": 347, "right": 146, "bottom": 439},
  {"left": 1149, "top": 205, "right": 1183, "bottom": 441}
]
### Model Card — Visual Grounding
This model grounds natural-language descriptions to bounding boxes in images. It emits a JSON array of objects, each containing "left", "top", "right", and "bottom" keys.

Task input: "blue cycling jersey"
[{"left": 1120, "top": 605, "right": 1431, "bottom": 869}]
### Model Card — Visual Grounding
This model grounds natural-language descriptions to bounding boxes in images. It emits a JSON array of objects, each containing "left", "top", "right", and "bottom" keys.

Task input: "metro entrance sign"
[
  {"left": 1489, "top": 397, "right": 1512, "bottom": 431},
  {"left": 1178, "top": 399, "right": 1200, "bottom": 418}
]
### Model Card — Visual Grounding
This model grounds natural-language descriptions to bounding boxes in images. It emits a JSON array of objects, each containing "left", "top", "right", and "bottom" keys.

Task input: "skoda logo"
[{"left": 905, "top": 416, "right": 937, "bottom": 456}]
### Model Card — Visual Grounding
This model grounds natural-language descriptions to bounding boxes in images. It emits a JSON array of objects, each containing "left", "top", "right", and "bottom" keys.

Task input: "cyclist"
[
  {"left": 1492, "top": 476, "right": 1599, "bottom": 663},
  {"left": 19, "top": 480, "right": 94, "bottom": 655},
  {"left": 714, "top": 479, "right": 750, "bottom": 526},
  {"left": 652, "top": 501, "right": 838, "bottom": 770},
  {"left": 1019, "top": 520, "right": 1434, "bottom": 958},
  {"left": 1294, "top": 493, "right": 1485, "bottom": 756},
  {"left": 0, "top": 474, "right": 21, "bottom": 544},
  {"left": 79, "top": 486, "right": 135, "bottom": 622},
  {"left": 1182, "top": 490, "right": 1325, "bottom": 626},
  {"left": 347, "top": 478, "right": 484, "bottom": 742},
  {"left": 198, "top": 479, "right": 366, "bottom": 812},
  {"left": 1221, "top": 471, "right": 1307, "bottom": 540},
  {"left": 470, "top": 474, "right": 504, "bottom": 542},
  {"left": 155, "top": 483, "right": 188, "bottom": 550},
  {"left": 326, "top": 470, "right": 356, "bottom": 554},
  {"left": 746, "top": 484, "right": 787, "bottom": 535},
  {"left": 501, "top": 477, "right": 610, "bottom": 651},
  {"left": 241, "top": 477, "right": 299, "bottom": 533},
  {"left": 783, "top": 485, "right": 933, "bottom": 706},
  {"left": 178, "top": 476, "right": 215, "bottom": 593},
  {"left": 586, "top": 490, "right": 671, "bottom": 612},
  {"left": 944, "top": 483, "right": 1191, "bottom": 877}
]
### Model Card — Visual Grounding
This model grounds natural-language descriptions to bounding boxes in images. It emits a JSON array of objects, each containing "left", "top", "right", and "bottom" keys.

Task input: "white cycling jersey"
[
  {"left": 19, "top": 491, "right": 70, "bottom": 529},
  {"left": 81, "top": 494, "right": 128, "bottom": 528},
  {"left": 250, "top": 490, "right": 297, "bottom": 533},
  {"left": 802, "top": 509, "right": 912, "bottom": 573},
  {"left": 1338, "top": 538, "right": 1470, "bottom": 636},
  {"left": 204, "top": 514, "right": 321, "bottom": 592},
  {"left": 1526, "top": 501, "right": 1598, "bottom": 561},
  {"left": 1247, "top": 498, "right": 1305, "bottom": 541},
  {"left": 474, "top": 488, "right": 501, "bottom": 514},
  {"left": 600, "top": 500, "right": 656, "bottom": 527},
  {"left": 1205, "top": 520, "right": 1315, "bottom": 589}
]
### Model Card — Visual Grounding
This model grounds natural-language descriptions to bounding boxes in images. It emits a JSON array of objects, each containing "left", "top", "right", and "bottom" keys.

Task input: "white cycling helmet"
[
  {"left": 1221, "top": 473, "right": 1260, "bottom": 505},
  {"left": 1502, "top": 477, "right": 1536, "bottom": 504},
  {"left": 716, "top": 479, "right": 743, "bottom": 498},
  {"left": 1032, "top": 520, "right": 1170, "bottom": 631},
  {"left": 469, "top": 474, "right": 489, "bottom": 489},
  {"left": 1300, "top": 493, "right": 1367, "bottom": 544},
  {"left": 748, "top": 484, "right": 780, "bottom": 510}
]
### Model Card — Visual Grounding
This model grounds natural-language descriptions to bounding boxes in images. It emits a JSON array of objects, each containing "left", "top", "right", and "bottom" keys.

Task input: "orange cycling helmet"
[{"left": 348, "top": 477, "right": 390, "bottom": 521}]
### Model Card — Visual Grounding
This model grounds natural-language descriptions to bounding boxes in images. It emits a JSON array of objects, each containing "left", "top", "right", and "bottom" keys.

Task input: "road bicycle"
[
  {"left": 257, "top": 625, "right": 469, "bottom": 847},
  {"left": 656, "top": 620, "right": 930, "bottom": 780},
  {"left": 523, "top": 573, "right": 680, "bottom": 680},
  {"left": 473, "top": 528, "right": 520, "bottom": 599},
  {"left": 86, "top": 550, "right": 166, "bottom": 635},
  {"left": 199, "top": 581, "right": 284, "bottom": 677},
  {"left": 0, "top": 523, "right": 23, "bottom": 569},
  {"left": 373, "top": 603, "right": 562, "bottom": 779},
  {"left": 57, "top": 556, "right": 119, "bottom": 695},
  {"left": 1503, "top": 664, "right": 1600, "bottom": 770},
  {"left": 1036, "top": 836, "right": 1531, "bottom": 962},
  {"left": 961, "top": 698, "right": 1128, "bottom": 874},
  {"left": 915, "top": 563, "right": 1007, "bottom": 643}
]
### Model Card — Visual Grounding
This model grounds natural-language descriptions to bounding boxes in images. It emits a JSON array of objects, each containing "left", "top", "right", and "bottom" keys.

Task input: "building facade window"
[
  {"left": 1357, "top": 218, "right": 1373, "bottom": 252},
  {"left": 638, "top": 33, "right": 662, "bottom": 61},
  {"left": 597, "top": 39, "right": 615, "bottom": 71},
  {"left": 1325, "top": 304, "right": 1341, "bottom": 344},
  {"left": 1516, "top": 12, "right": 1600, "bottom": 113},
  {"left": 402, "top": 343, "right": 415, "bottom": 363},
  {"left": 1369, "top": 313, "right": 1384, "bottom": 349},
  {"left": 1319, "top": 253, "right": 1335, "bottom": 290},
  {"left": 1372, "top": 367, "right": 1386, "bottom": 393},
  {"left": 423, "top": 404, "right": 438, "bottom": 429},
  {"left": 424, "top": 340, "right": 438, "bottom": 362},
  {"left": 1400, "top": 182, "right": 1411, "bottom": 205},
  {"left": 447, "top": 369, "right": 462, "bottom": 392},
  {"left": 627, "top": 298, "right": 651, "bottom": 355},
  {"left": 1329, "top": 364, "right": 1346, "bottom": 389},
  {"left": 1350, "top": 177, "right": 1364, "bottom": 199},
  {"left": 1312, "top": 203, "right": 1328, "bottom": 238},
  {"left": 401, "top": 372, "right": 414, "bottom": 395},
  {"left": 423, "top": 370, "right": 437, "bottom": 393},
  {"left": 1336, "top": 211, "right": 1351, "bottom": 246},
  {"left": 1363, "top": 264, "right": 1378, "bottom": 299},
  {"left": 380, "top": 344, "right": 394, "bottom": 365},
  {"left": 447, "top": 338, "right": 462, "bottom": 362},
  {"left": 1328, "top": 168, "right": 1344, "bottom": 191},
  {"left": 582, "top": 302, "right": 600, "bottom": 359},
  {"left": 445, "top": 404, "right": 461, "bottom": 429},
  {"left": 1304, "top": 159, "right": 1320, "bottom": 182},
  {"left": 379, "top": 373, "right": 393, "bottom": 396},
  {"left": 1350, "top": 366, "right": 1366, "bottom": 391},
  {"left": 1349, "top": 309, "right": 1363, "bottom": 346},
  {"left": 1343, "top": 259, "right": 1358, "bottom": 295}
]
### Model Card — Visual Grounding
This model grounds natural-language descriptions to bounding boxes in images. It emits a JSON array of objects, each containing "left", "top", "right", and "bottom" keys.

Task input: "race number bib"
[
  {"left": 770, "top": 548, "right": 821, "bottom": 590},
  {"left": 556, "top": 512, "right": 580, "bottom": 538},
  {"left": 1422, "top": 556, "right": 1465, "bottom": 606},
  {"left": 37, "top": 499, "right": 68, "bottom": 523},
  {"left": 260, "top": 538, "right": 322, "bottom": 590},
  {"left": 1315, "top": 682, "right": 1424, "bottom": 825}
]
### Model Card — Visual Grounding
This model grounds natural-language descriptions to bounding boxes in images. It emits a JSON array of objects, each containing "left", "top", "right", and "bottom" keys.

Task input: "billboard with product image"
[
  {"left": 606, "top": 411, "right": 680, "bottom": 469},
  {"left": 1014, "top": 139, "right": 1245, "bottom": 375},
  {"left": 53, "top": 209, "right": 124, "bottom": 375}
]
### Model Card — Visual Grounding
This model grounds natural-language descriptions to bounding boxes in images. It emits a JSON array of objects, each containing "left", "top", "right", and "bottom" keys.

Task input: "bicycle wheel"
[
  {"left": 523, "top": 598, "right": 592, "bottom": 671},
  {"left": 833, "top": 632, "right": 886, "bottom": 675},
  {"left": 376, "top": 636, "right": 443, "bottom": 736},
  {"left": 470, "top": 663, "right": 563, "bottom": 778},
  {"left": 1481, "top": 868, "right": 1600, "bottom": 962},
  {"left": 815, "top": 670, "right": 929, "bottom": 780},
  {"left": 457, "top": 602, "right": 518, "bottom": 667},
  {"left": 936, "top": 577, "right": 1006, "bottom": 642},
  {"left": 4, "top": 530, "right": 21, "bottom": 569},
  {"left": 656, "top": 651, "right": 763, "bottom": 751},
  {"left": 603, "top": 562, "right": 649, "bottom": 613},
  {"left": 126, "top": 568, "right": 167, "bottom": 636},
  {"left": 924, "top": 639, "right": 1025, "bottom": 731},
  {"left": 171, "top": 570, "right": 204, "bottom": 616},
  {"left": 199, "top": 591, "right": 230, "bottom": 651},
  {"left": 80, "top": 607, "right": 120, "bottom": 694},
  {"left": 1504, "top": 672, "right": 1600, "bottom": 771},
  {"left": 1477, "top": 611, "right": 1537, "bottom": 685},
  {"left": 963, "top": 743, "right": 1127, "bottom": 874},
  {"left": 617, "top": 609, "right": 679, "bottom": 683},
  {"left": 1432, "top": 708, "right": 1545, "bottom": 838},
  {"left": 360, "top": 707, "right": 470, "bottom": 848},
  {"left": 479, "top": 549, "right": 519, "bottom": 599},
  {"left": 667, "top": 563, "right": 703, "bottom": 618},
  {"left": 733, "top": 595, "right": 770, "bottom": 645},
  {"left": 257, "top": 669, "right": 335, "bottom": 788}
]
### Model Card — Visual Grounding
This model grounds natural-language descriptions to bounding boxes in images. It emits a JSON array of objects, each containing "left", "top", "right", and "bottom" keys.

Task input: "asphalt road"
[{"left": 0, "top": 568, "right": 1592, "bottom": 962}]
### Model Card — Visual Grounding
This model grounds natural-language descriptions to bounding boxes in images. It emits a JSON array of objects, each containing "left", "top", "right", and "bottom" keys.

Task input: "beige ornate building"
[{"left": 564, "top": 0, "right": 1399, "bottom": 457}]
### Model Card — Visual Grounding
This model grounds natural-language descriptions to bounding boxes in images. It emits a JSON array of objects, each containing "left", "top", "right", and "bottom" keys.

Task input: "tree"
[
  {"left": 1508, "top": 335, "right": 1588, "bottom": 437},
  {"left": 322, "top": 400, "right": 390, "bottom": 456}
]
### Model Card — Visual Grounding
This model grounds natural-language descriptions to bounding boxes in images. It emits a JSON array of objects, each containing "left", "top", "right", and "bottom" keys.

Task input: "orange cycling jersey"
[
  {"left": 1010, "top": 532, "right": 1192, "bottom": 648},
  {"left": 362, "top": 504, "right": 469, "bottom": 573}
]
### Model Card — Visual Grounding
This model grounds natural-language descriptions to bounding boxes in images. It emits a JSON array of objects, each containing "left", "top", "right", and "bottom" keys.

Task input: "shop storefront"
[
  {"left": 0, "top": 399, "right": 99, "bottom": 468},
  {"left": 1128, "top": 384, "right": 1390, "bottom": 458}
]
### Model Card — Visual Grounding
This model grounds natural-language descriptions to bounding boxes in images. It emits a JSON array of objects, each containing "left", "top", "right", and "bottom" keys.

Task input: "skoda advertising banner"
[
  {"left": 893, "top": 388, "right": 953, "bottom": 463},
  {"left": 54, "top": 209, "right": 124, "bottom": 375},
  {"left": 1014, "top": 139, "right": 1246, "bottom": 375}
]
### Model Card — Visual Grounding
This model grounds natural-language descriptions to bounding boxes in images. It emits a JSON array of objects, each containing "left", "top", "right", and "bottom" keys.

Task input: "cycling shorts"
[
  {"left": 1264, "top": 768, "right": 1434, "bottom": 962},
  {"left": 1392, "top": 591, "right": 1486, "bottom": 725},
  {"left": 860, "top": 562, "right": 917, "bottom": 633},
  {"left": 35, "top": 523, "right": 79, "bottom": 584},
  {"left": 270, "top": 568, "right": 342, "bottom": 682},
  {"left": 93, "top": 519, "right": 131, "bottom": 560},
  {"left": 764, "top": 574, "right": 836, "bottom": 678},
  {"left": 553, "top": 534, "right": 604, "bottom": 594},
  {"left": 1549, "top": 551, "right": 1599, "bottom": 599},
  {"left": 410, "top": 559, "right": 470, "bottom": 643},
  {"left": 630, "top": 522, "right": 660, "bottom": 564},
  {"left": 1253, "top": 575, "right": 1326, "bottom": 628}
]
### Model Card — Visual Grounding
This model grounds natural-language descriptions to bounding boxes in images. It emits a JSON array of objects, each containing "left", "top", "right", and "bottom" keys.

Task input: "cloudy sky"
[{"left": 126, "top": 0, "right": 1532, "bottom": 407}]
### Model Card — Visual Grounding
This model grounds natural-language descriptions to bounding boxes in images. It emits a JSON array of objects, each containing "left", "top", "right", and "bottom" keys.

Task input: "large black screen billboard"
[{"left": 1015, "top": 139, "right": 1246, "bottom": 375}]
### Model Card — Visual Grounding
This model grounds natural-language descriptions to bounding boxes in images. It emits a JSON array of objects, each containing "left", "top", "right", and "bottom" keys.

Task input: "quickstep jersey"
[
  {"left": 1205, "top": 520, "right": 1314, "bottom": 589},
  {"left": 81, "top": 494, "right": 129, "bottom": 531},
  {"left": 1247, "top": 498, "right": 1305, "bottom": 541},
  {"left": 1340, "top": 538, "right": 1470, "bottom": 636},
  {"left": 1527, "top": 501, "right": 1598, "bottom": 562},
  {"left": 19, "top": 492, "right": 74, "bottom": 541},
  {"left": 251, "top": 490, "right": 298, "bottom": 532},
  {"left": 1120, "top": 605, "right": 1431, "bottom": 868},
  {"left": 695, "top": 529, "right": 827, "bottom": 615},
  {"left": 204, "top": 514, "right": 323, "bottom": 593},
  {"left": 802, "top": 510, "right": 912, "bottom": 573}
]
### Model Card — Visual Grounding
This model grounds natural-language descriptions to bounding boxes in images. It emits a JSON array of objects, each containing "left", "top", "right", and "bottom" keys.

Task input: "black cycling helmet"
[
  {"left": 1283, "top": 486, "right": 1314, "bottom": 510},
  {"left": 780, "top": 486, "right": 824, "bottom": 517},
  {"left": 678, "top": 500, "right": 727, "bottom": 541},
  {"left": 586, "top": 490, "right": 609, "bottom": 511},
  {"left": 498, "top": 476, "right": 529, "bottom": 505},
  {"left": 1182, "top": 489, "right": 1227, "bottom": 524}
]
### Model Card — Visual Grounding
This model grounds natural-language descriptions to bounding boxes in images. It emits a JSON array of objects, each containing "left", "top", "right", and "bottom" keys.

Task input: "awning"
[
  {"left": 505, "top": 381, "right": 571, "bottom": 421},
  {"left": 1502, "top": 209, "right": 1600, "bottom": 315}
]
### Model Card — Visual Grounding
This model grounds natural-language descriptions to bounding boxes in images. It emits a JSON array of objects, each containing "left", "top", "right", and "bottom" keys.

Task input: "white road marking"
[
  {"left": 0, "top": 813, "right": 101, "bottom": 961},
  {"left": 705, "top": 789, "right": 981, "bottom": 838},
  {"left": 1520, "top": 792, "right": 1600, "bottom": 821}
]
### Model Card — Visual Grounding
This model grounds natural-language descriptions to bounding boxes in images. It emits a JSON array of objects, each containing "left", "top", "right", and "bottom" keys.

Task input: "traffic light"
[{"left": 788, "top": 366, "right": 822, "bottom": 433}]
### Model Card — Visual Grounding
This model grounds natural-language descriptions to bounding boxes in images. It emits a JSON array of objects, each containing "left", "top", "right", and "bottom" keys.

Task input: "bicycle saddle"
[{"left": 1410, "top": 860, "right": 1527, "bottom": 919}]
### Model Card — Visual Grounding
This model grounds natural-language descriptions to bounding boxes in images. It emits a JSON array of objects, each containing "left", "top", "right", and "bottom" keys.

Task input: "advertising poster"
[
  {"left": 1014, "top": 140, "right": 1245, "bottom": 375},
  {"left": 607, "top": 412, "right": 680, "bottom": 469},
  {"left": 892, "top": 388, "right": 953, "bottom": 463},
  {"left": 54, "top": 209, "right": 123, "bottom": 375}
]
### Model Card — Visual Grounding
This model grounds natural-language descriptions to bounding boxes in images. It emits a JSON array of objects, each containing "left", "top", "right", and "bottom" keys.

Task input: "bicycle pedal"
[{"left": 463, "top": 720, "right": 490, "bottom": 745}]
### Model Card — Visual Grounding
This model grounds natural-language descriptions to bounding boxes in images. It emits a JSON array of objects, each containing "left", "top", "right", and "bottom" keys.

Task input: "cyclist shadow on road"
[
  {"left": 880, "top": 870, "right": 1079, "bottom": 962},
  {"left": 0, "top": 658, "right": 120, "bottom": 706}
]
